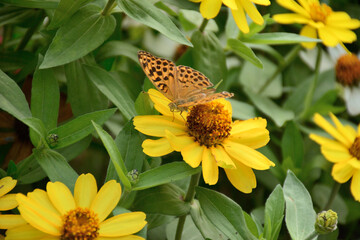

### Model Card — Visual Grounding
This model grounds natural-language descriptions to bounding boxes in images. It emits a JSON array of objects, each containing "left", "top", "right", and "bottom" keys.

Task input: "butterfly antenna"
[{"left": 213, "top": 79, "right": 223, "bottom": 89}]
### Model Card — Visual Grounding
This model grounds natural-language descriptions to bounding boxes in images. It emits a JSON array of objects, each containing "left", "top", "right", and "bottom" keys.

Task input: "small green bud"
[
  {"left": 315, "top": 210, "right": 338, "bottom": 234},
  {"left": 127, "top": 169, "right": 139, "bottom": 183},
  {"left": 47, "top": 133, "right": 59, "bottom": 147}
]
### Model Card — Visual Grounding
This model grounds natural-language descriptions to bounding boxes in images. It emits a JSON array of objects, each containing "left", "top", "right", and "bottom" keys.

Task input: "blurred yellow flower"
[
  {"left": 0, "top": 177, "right": 18, "bottom": 211},
  {"left": 191, "top": 0, "right": 270, "bottom": 33},
  {"left": 273, "top": 0, "right": 360, "bottom": 49},
  {"left": 310, "top": 113, "right": 360, "bottom": 201},
  {"left": 133, "top": 89, "right": 274, "bottom": 193},
  {"left": 4, "top": 173, "right": 147, "bottom": 240}
]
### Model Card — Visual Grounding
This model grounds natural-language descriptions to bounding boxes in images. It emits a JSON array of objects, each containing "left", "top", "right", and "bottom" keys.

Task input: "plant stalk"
[
  {"left": 304, "top": 230, "right": 319, "bottom": 240},
  {"left": 175, "top": 172, "right": 201, "bottom": 240},
  {"left": 324, "top": 182, "right": 341, "bottom": 210},
  {"left": 199, "top": 18, "right": 209, "bottom": 33},
  {"left": 102, "top": 0, "right": 116, "bottom": 16},
  {"left": 16, "top": 11, "right": 44, "bottom": 51},
  {"left": 258, "top": 44, "right": 302, "bottom": 94}
]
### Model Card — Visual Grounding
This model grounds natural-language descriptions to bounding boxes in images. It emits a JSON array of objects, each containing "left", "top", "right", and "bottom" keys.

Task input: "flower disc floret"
[
  {"left": 349, "top": 137, "right": 360, "bottom": 160},
  {"left": 61, "top": 208, "right": 99, "bottom": 240},
  {"left": 309, "top": 3, "right": 332, "bottom": 23},
  {"left": 335, "top": 54, "right": 360, "bottom": 86},
  {"left": 186, "top": 102, "right": 232, "bottom": 148}
]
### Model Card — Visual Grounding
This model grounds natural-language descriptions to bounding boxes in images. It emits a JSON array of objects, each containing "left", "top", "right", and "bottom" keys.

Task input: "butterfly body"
[{"left": 138, "top": 50, "right": 233, "bottom": 112}]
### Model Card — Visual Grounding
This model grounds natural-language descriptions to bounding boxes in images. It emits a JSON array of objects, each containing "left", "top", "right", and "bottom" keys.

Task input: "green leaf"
[
  {"left": 243, "top": 212, "right": 259, "bottom": 238},
  {"left": 192, "top": 30, "right": 226, "bottom": 86},
  {"left": 64, "top": 60, "right": 107, "bottom": 116},
  {"left": 34, "top": 148, "right": 78, "bottom": 191},
  {"left": 117, "top": 0, "right": 192, "bottom": 46},
  {"left": 48, "top": 108, "right": 117, "bottom": 149},
  {"left": 84, "top": 64, "right": 136, "bottom": 120},
  {"left": 227, "top": 38, "right": 263, "bottom": 69},
  {"left": 0, "top": 69, "right": 32, "bottom": 120},
  {"left": 196, "top": 187, "right": 257, "bottom": 240},
  {"left": 246, "top": 90, "right": 294, "bottom": 127},
  {"left": 92, "top": 121, "right": 131, "bottom": 191},
  {"left": 22, "top": 117, "right": 47, "bottom": 146},
  {"left": 190, "top": 200, "right": 225, "bottom": 240},
  {"left": 0, "top": 7, "right": 36, "bottom": 27},
  {"left": 31, "top": 67, "right": 60, "bottom": 130},
  {"left": 132, "top": 162, "right": 201, "bottom": 191},
  {"left": 228, "top": 99, "right": 256, "bottom": 120},
  {"left": 135, "top": 92, "right": 158, "bottom": 116},
  {"left": 47, "top": 0, "right": 93, "bottom": 29},
  {"left": 0, "top": 51, "right": 36, "bottom": 72},
  {"left": 0, "top": 0, "right": 58, "bottom": 9},
  {"left": 282, "top": 121, "right": 304, "bottom": 169},
  {"left": 240, "top": 55, "right": 282, "bottom": 98},
  {"left": 133, "top": 184, "right": 189, "bottom": 216},
  {"left": 96, "top": 41, "right": 140, "bottom": 63},
  {"left": 283, "top": 170, "right": 316, "bottom": 240},
  {"left": 243, "top": 33, "right": 322, "bottom": 45},
  {"left": 40, "top": 5, "right": 116, "bottom": 68},
  {"left": 263, "top": 185, "right": 285, "bottom": 240}
]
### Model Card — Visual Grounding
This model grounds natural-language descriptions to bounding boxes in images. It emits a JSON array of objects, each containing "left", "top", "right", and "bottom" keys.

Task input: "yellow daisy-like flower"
[
  {"left": 133, "top": 89, "right": 275, "bottom": 193},
  {"left": 310, "top": 113, "right": 360, "bottom": 201},
  {"left": 273, "top": 0, "right": 360, "bottom": 49},
  {"left": 4, "top": 173, "right": 147, "bottom": 240},
  {"left": 191, "top": 0, "right": 271, "bottom": 33},
  {"left": 0, "top": 177, "right": 18, "bottom": 211}
]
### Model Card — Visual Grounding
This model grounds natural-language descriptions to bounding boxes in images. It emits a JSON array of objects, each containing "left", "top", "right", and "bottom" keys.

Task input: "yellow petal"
[
  {"left": 181, "top": 142, "right": 205, "bottom": 168},
  {"left": 318, "top": 27, "right": 340, "bottom": 47},
  {"left": 323, "top": 26, "right": 357, "bottom": 43},
  {"left": 74, "top": 173, "right": 98, "bottom": 208},
  {"left": 133, "top": 115, "right": 187, "bottom": 137},
  {"left": 211, "top": 146, "right": 236, "bottom": 169},
  {"left": 223, "top": 140, "right": 275, "bottom": 170},
  {"left": 98, "top": 235, "right": 145, "bottom": 240},
  {"left": 0, "top": 194, "right": 18, "bottom": 211},
  {"left": 327, "top": 12, "right": 360, "bottom": 29},
  {"left": 313, "top": 113, "right": 352, "bottom": 147},
  {"left": 16, "top": 194, "right": 61, "bottom": 235},
  {"left": 27, "top": 189, "right": 60, "bottom": 217},
  {"left": 0, "top": 177, "right": 17, "bottom": 197},
  {"left": 99, "top": 212, "right": 147, "bottom": 237},
  {"left": 273, "top": 13, "right": 310, "bottom": 24},
  {"left": 300, "top": 25, "right": 317, "bottom": 49},
  {"left": 90, "top": 180, "right": 121, "bottom": 222},
  {"left": 142, "top": 138, "right": 174, "bottom": 157},
  {"left": 251, "top": 0, "right": 270, "bottom": 6},
  {"left": 348, "top": 158, "right": 360, "bottom": 170},
  {"left": 229, "top": 128, "right": 269, "bottom": 149},
  {"left": 276, "top": 0, "right": 310, "bottom": 17},
  {"left": 223, "top": 0, "right": 238, "bottom": 9},
  {"left": 231, "top": 118, "right": 266, "bottom": 135},
  {"left": 165, "top": 130, "right": 194, "bottom": 151},
  {"left": 148, "top": 89, "right": 186, "bottom": 121},
  {"left": 46, "top": 181, "right": 75, "bottom": 215},
  {"left": 309, "top": 134, "right": 343, "bottom": 148},
  {"left": 200, "top": 0, "right": 222, "bottom": 19},
  {"left": 239, "top": 0, "right": 264, "bottom": 25},
  {"left": 0, "top": 215, "right": 26, "bottom": 229},
  {"left": 297, "top": 0, "right": 310, "bottom": 11},
  {"left": 350, "top": 170, "right": 360, "bottom": 202},
  {"left": 4, "top": 224, "right": 49, "bottom": 240},
  {"left": 320, "top": 145, "right": 352, "bottom": 163},
  {"left": 224, "top": 161, "right": 256, "bottom": 193},
  {"left": 329, "top": 112, "right": 357, "bottom": 143},
  {"left": 202, "top": 148, "right": 219, "bottom": 185},
  {"left": 332, "top": 160, "right": 355, "bottom": 183},
  {"left": 231, "top": 5, "right": 249, "bottom": 33}
]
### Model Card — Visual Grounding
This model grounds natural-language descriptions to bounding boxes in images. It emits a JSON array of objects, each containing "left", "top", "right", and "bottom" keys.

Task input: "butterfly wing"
[
  {"left": 138, "top": 51, "right": 177, "bottom": 101},
  {"left": 177, "top": 91, "right": 234, "bottom": 108}
]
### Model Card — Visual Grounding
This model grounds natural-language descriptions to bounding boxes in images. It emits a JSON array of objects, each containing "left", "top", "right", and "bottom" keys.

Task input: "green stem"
[
  {"left": 175, "top": 172, "right": 201, "bottom": 240},
  {"left": 199, "top": 18, "right": 209, "bottom": 33},
  {"left": 102, "top": 0, "right": 116, "bottom": 16},
  {"left": 16, "top": 11, "right": 44, "bottom": 51},
  {"left": 300, "top": 45, "right": 322, "bottom": 120},
  {"left": 304, "top": 230, "right": 318, "bottom": 240},
  {"left": 324, "top": 182, "right": 341, "bottom": 210},
  {"left": 258, "top": 44, "right": 302, "bottom": 94}
]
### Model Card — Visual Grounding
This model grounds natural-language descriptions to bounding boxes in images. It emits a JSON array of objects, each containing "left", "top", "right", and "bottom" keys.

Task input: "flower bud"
[
  {"left": 127, "top": 169, "right": 139, "bottom": 183},
  {"left": 315, "top": 210, "right": 338, "bottom": 234}
]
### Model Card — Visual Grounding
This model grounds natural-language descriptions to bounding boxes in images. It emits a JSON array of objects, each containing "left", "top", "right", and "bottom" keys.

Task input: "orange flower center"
[
  {"left": 349, "top": 137, "right": 360, "bottom": 160},
  {"left": 186, "top": 101, "right": 232, "bottom": 148},
  {"left": 61, "top": 208, "right": 100, "bottom": 240},
  {"left": 309, "top": 3, "right": 332, "bottom": 23},
  {"left": 335, "top": 54, "right": 360, "bottom": 86}
]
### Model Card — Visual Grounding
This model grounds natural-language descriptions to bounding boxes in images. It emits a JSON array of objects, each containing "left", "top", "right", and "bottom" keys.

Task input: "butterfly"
[{"left": 138, "top": 50, "right": 234, "bottom": 112}]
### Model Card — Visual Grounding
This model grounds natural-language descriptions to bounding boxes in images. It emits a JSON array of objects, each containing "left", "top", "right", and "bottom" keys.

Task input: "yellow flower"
[
  {"left": 133, "top": 89, "right": 274, "bottom": 193},
  {"left": 273, "top": 0, "right": 360, "bottom": 49},
  {"left": 4, "top": 173, "right": 147, "bottom": 240},
  {"left": 309, "top": 113, "right": 360, "bottom": 201},
  {"left": 191, "top": 0, "right": 271, "bottom": 33}
]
